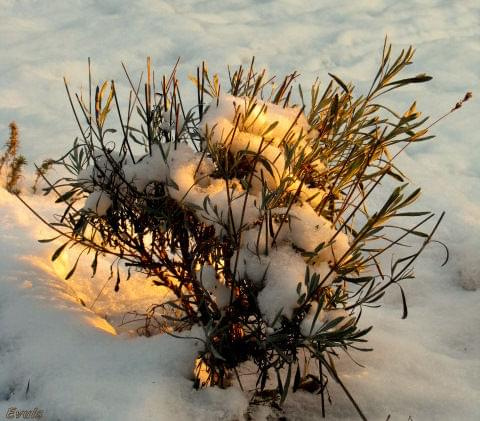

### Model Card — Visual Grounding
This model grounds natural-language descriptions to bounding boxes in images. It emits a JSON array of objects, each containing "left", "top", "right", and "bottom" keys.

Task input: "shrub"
[{"left": 22, "top": 42, "right": 454, "bottom": 418}]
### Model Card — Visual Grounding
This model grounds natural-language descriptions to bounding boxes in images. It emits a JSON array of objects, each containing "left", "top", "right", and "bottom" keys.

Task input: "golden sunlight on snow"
[{"left": 81, "top": 313, "right": 117, "bottom": 335}]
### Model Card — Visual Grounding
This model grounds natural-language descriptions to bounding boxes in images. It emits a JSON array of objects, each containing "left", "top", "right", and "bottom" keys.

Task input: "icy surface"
[{"left": 1, "top": 1, "right": 479, "bottom": 420}]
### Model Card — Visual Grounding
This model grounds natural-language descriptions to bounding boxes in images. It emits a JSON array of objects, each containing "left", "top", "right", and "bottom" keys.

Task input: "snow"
[
  {"left": 84, "top": 189, "right": 112, "bottom": 216},
  {"left": 201, "top": 94, "right": 319, "bottom": 192},
  {"left": 0, "top": 189, "right": 247, "bottom": 421},
  {"left": 288, "top": 203, "right": 350, "bottom": 265},
  {"left": 196, "top": 264, "right": 231, "bottom": 309},
  {"left": 122, "top": 144, "right": 170, "bottom": 191},
  {"left": 257, "top": 246, "right": 307, "bottom": 322},
  {"left": 1, "top": 1, "right": 479, "bottom": 420},
  {"left": 193, "top": 93, "right": 349, "bottom": 322}
]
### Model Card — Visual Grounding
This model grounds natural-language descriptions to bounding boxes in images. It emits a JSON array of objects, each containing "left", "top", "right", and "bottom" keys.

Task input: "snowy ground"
[{"left": 1, "top": 1, "right": 479, "bottom": 420}]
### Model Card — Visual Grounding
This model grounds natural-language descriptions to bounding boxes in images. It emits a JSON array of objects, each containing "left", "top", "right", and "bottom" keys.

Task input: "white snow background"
[{"left": 0, "top": 1, "right": 479, "bottom": 420}]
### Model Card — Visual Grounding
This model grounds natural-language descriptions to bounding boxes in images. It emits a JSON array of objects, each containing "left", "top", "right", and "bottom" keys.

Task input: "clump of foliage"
[
  {"left": 32, "top": 158, "right": 55, "bottom": 194},
  {"left": 0, "top": 122, "right": 27, "bottom": 194},
  {"left": 21, "top": 41, "right": 456, "bottom": 419}
]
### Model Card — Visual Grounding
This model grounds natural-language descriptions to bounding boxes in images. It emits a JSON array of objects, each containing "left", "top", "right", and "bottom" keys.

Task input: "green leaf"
[
  {"left": 384, "top": 74, "right": 432, "bottom": 87},
  {"left": 91, "top": 251, "right": 99, "bottom": 277},
  {"left": 271, "top": 307, "right": 284, "bottom": 328},
  {"left": 51, "top": 242, "right": 69, "bottom": 262},
  {"left": 280, "top": 363, "right": 292, "bottom": 404},
  {"left": 304, "top": 265, "right": 310, "bottom": 286},
  {"left": 297, "top": 293, "right": 306, "bottom": 305},
  {"left": 328, "top": 73, "right": 350, "bottom": 93},
  {"left": 55, "top": 189, "right": 77, "bottom": 203},
  {"left": 394, "top": 211, "right": 431, "bottom": 217},
  {"left": 399, "top": 284, "right": 408, "bottom": 319},
  {"left": 293, "top": 364, "right": 301, "bottom": 392},
  {"left": 38, "top": 235, "right": 61, "bottom": 243},
  {"left": 296, "top": 281, "right": 302, "bottom": 295},
  {"left": 65, "top": 259, "right": 79, "bottom": 280}
]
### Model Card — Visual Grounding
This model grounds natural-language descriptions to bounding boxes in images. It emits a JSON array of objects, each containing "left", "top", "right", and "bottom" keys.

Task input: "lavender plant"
[{"left": 20, "top": 41, "right": 454, "bottom": 419}]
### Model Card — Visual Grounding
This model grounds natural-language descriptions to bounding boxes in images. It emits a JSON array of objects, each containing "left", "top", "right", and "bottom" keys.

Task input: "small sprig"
[
  {"left": 1, "top": 122, "right": 27, "bottom": 194},
  {"left": 427, "top": 91, "right": 473, "bottom": 129}
]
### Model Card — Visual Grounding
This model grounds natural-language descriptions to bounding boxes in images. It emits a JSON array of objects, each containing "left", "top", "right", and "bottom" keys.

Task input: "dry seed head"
[
  {"left": 0, "top": 121, "right": 20, "bottom": 174},
  {"left": 451, "top": 91, "right": 473, "bottom": 111},
  {"left": 8, "top": 121, "right": 19, "bottom": 155},
  {"left": 6, "top": 154, "right": 27, "bottom": 193}
]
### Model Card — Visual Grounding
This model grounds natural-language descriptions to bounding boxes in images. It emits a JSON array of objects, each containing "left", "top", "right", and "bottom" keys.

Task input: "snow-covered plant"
[{"left": 23, "top": 42, "right": 449, "bottom": 418}]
